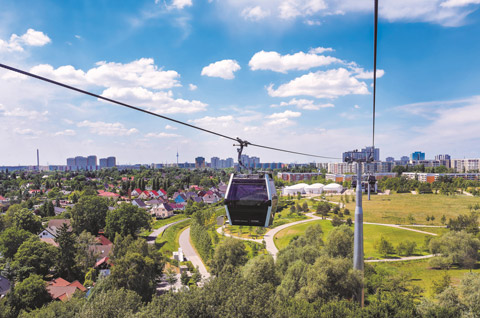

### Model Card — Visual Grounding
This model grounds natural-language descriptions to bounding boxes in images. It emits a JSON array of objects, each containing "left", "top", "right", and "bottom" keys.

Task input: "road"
[
  {"left": 146, "top": 218, "right": 190, "bottom": 244},
  {"left": 179, "top": 227, "right": 211, "bottom": 280}
]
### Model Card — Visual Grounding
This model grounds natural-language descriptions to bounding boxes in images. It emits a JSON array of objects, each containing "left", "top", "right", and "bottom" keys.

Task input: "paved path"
[
  {"left": 216, "top": 227, "right": 263, "bottom": 243},
  {"left": 366, "top": 254, "right": 434, "bottom": 263},
  {"left": 179, "top": 227, "right": 211, "bottom": 280},
  {"left": 146, "top": 218, "right": 189, "bottom": 244}
]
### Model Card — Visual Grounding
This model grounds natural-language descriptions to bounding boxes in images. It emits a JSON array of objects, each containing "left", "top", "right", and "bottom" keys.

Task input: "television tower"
[{"left": 176, "top": 149, "right": 179, "bottom": 166}]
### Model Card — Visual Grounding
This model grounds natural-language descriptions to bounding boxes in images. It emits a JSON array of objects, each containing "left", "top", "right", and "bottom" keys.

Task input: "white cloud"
[
  {"left": 249, "top": 50, "right": 340, "bottom": 73},
  {"left": 354, "top": 104, "right": 360, "bottom": 109},
  {"left": 218, "top": 0, "right": 480, "bottom": 27},
  {"left": 192, "top": 115, "right": 235, "bottom": 128},
  {"left": 14, "top": 128, "right": 37, "bottom": 136},
  {"left": 30, "top": 64, "right": 88, "bottom": 86},
  {"left": 77, "top": 120, "right": 139, "bottom": 136},
  {"left": 241, "top": 6, "right": 271, "bottom": 20},
  {"left": 266, "top": 110, "right": 302, "bottom": 119},
  {"left": 271, "top": 98, "right": 334, "bottom": 110},
  {"left": 0, "top": 28, "right": 51, "bottom": 52},
  {"left": 74, "top": 35, "right": 82, "bottom": 39},
  {"left": 308, "top": 47, "right": 334, "bottom": 54},
  {"left": 101, "top": 86, "right": 207, "bottom": 114},
  {"left": 86, "top": 58, "right": 180, "bottom": 90},
  {"left": 305, "top": 20, "right": 322, "bottom": 25},
  {"left": 54, "top": 129, "right": 76, "bottom": 136},
  {"left": 441, "top": 0, "right": 480, "bottom": 7},
  {"left": 201, "top": 59, "right": 241, "bottom": 80},
  {"left": 267, "top": 68, "right": 369, "bottom": 99},
  {"left": 189, "top": 83, "right": 198, "bottom": 91},
  {"left": 145, "top": 132, "right": 180, "bottom": 138},
  {"left": 353, "top": 68, "right": 385, "bottom": 79},
  {"left": 170, "top": 0, "right": 193, "bottom": 9},
  {"left": 0, "top": 104, "right": 48, "bottom": 120},
  {"left": 165, "top": 125, "right": 177, "bottom": 130}
]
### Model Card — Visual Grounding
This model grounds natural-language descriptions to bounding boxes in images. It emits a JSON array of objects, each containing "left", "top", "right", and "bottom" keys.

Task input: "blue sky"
[{"left": 1, "top": 0, "right": 480, "bottom": 165}]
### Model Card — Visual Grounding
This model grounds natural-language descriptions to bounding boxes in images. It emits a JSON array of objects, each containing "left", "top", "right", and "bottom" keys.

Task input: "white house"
[
  {"left": 323, "top": 183, "right": 344, "bottom": 194},
  {"left": 305, "top": 183, "right": 324, "bottom": 194}
]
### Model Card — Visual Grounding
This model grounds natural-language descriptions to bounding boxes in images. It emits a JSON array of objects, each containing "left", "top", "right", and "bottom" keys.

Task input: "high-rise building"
[
  {"left": 435, "top": 154, "right": 451, "bottom": 161},
  {"left": 361, "top": 146, "right": 380, "bottom": 161},
  {"left": 107, "top": 157, "right": 116, "bottom": 167},
  {"left": 400, "top": 156, "right": 410, "bottom": 164},
  {"left": 195, "top": 157, "right": 205, "bottom": 169},
  {"left": 67, "top": 158, "right": 76, "bottom": 171},
  {"left": 210, "top": 157, "right": 220, "bottom": 169},
  {"left": 385, "top": 157, "right": 395, "bottom": 162},
  {"left": 75, "top": 156, "right": 88, "bottom": 170},
  {"left": 225, "top": 158, "right": 234, "bottom": 168},
  {"left": 87, "top": 155, "right": 97, "bottom": 170},
  {"left": 411, "top": 151, "right": 425, "bottom": 161},
  {"left": 99, "top": 158, "right": 108, "bottom": 169}
]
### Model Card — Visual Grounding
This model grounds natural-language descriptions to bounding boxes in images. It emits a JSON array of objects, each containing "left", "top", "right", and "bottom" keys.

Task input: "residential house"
[
  {"left": 170, "top": 203, "right": 186, "bottom": 211},
  {"left": 145, "top": 198, "right": 166, "bottom": 206},
  {"left": 138, "top": 191, "right": 151, "bottom": 200},
  {"left": 47, "top": 278, "right": 87, "bottom": 301},
  {"left": 151, "top": 203, "right": 174, "bottom": 219},
  {"left": 185, "top": 192, "right": 198, "bottom": 200},
  {"left": 132, "top": 199, "right": 147, "bottom": 209},
  {"left": 0, "top": 275, "right": 11, "bottom": 297},
  {"left": 149, "top": 190, "right": 160, "bottom": 198},
  {"left": 131, "top": 188, "right": 142, "bottom": 196},
  {"left": 203, "top": 194, "right": 219, "bottom": 204},
  {"left": 173, "top": 193, "right": 187, "bottom": 204},
  {"left": 158, "top": 188, "right": 167, "bottom": 197},
  {"left": 39, "top": 219, "right": 72, "bottom": 240},
  {"left": 54, "top": 207, "right": 66, "bottom": 216},
  {"left": 98, "top": 191, "right": 120, "bottom": 199}
]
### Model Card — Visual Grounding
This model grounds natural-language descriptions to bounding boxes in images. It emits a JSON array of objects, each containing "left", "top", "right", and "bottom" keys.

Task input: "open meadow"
[{"left": 326, "top": 193, "right": 480, "bottom": 225}]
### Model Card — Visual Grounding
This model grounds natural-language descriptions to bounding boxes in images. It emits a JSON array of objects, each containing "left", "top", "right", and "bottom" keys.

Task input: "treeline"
[
  {"left": 377, "top": 176, "right": 480, "bottom": 195},
  {"left": 189, "top": 207, "right": 217, "bottom": 261},
  {"left": 13, "top": 221, "right": 480, "bottom": 317}
]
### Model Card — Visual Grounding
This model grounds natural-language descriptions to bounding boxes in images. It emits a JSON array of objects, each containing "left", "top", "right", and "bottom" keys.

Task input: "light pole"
[{"left": 354, "top": 161, "right": 364, "bottom": 305}]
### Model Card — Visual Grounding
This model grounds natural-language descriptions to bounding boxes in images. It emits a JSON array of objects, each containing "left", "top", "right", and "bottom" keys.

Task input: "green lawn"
[
  {"left": 401, "top": 226, "right": 449, "bottom": 236},
  {"left": 327, "top": 193, "right": 480, "bottom": 225},
  {"left": 274, "top": 219, "right": 432, "bottom": 259},
  {"left": 156, "top": 219, "right": 191, "bottom": 255},
  {"left": 374, "top": 259, "right": 480, "bottom": 298},
  {"left": 152, "top": 214, "right": 188, "bottom": 229}
]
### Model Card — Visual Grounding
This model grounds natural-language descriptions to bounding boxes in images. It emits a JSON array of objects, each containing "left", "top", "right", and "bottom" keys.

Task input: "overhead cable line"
[
  {"left": 0, "top": 62, "right": 341, "bottom": 160},
  {"left": 372, "top": 0, "right": 378, "bottom": 153}
]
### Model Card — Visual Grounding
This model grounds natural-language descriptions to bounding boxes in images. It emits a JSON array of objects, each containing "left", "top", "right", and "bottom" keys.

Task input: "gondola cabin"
[{"left": 224, "top": 173, "right": 277, "bottom": 227}]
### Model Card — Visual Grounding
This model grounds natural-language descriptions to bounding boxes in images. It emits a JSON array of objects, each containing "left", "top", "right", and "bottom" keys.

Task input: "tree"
[
  {"left": 38, "top": 200, "right": 55, "bottom": 218},
  {"left": 191, "top": 266, "right": 202, "bottom": 285},
  {"left": 441, "top": 214, "right": 447, "bottom": 225},
  {"left": 396, "top": 240, "right": 417, "bottom": 256},
  {"left": 377, "top": 236, "right": 395, "bottom": 257},
  {"left": 0, "top": 227, "right": 33, "bottom": 259},
  {"left": 330, "top": 215, "right": 343, "bottom": 227},
  {"left": 242, "top": 254, "right": 278, "bottom": 285},
  {"left": 7, "top": 274, "right": 51, "bottom": 314},
  {"left": 302, "top": 202, "right": 309, "bottom": 212},
  {"left": 180, "top": 270, "right": 190, "bottom": 286},
  {"left": 71, "top": 196, "right": 109, "bottom": 234},
  {"left": 316, "top": 202, "right": 330, "bottom": 219},
  {"left": 429, "top": 230, "right": 480, "bottom": 269},
  {"left": 77, "top": 288, "right": 142, "bottom": 318},
  {"left": 165, "top": 267, "right": 178, "bottom": 290},
  {"left": 209, "top": 238, "right": 248, "bottom": 275},
  {"left": 55, "top": 223, "right": 78, "bottom": 281},
  {"left": 13, "top": 208, "right": 43, "bottom": 234},
  {"left": 325, "top": 225, "right": 354, "bottom": 258},
  {"left": 432, "top": 272, "right": 451, "bottom": 295},
  {"left": 447, "top": 212, "right": 479, "bottom": 234},
  {"left": 109, "top": 235, "right": 164, "bottom": 302},
  {"left": 105, "top": 204, "right": 150, "bottom": 240},
  {"left": 75, "top": 230, "right": 100, "bottom": 276},
  {"left": 12, "top": 237, "right": 58, "bottom": 280},
  {"left": 289, "top": 205, "right": 296, "bottom": 214}
]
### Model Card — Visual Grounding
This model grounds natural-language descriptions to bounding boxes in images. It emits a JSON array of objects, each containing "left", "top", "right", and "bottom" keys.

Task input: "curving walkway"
[
  {"left": 179, "top": 227, "right": 211, "bottom": 280},
  {"left": 146, "top": 218, "right": 189, "bottom": 244}
]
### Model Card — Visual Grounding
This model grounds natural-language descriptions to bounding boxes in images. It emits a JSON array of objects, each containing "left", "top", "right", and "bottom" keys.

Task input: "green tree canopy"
[
  {"left": 105, "top": 204, "right": 150, "bottom": 240},
  {"left": 209, "top": 237, "right": 248, "bottom": 276},
  {"left": 0, "top": 227, "right": 33, "bottom": 259},
  {"left": 13, "top": 208, "right": 43, "bottom": 234},
  {"left": 12, "top": 237, "right": 58, "bottom": 280},
  {"left": 71, "top": 196, "right": 108, "bottom": 235}
]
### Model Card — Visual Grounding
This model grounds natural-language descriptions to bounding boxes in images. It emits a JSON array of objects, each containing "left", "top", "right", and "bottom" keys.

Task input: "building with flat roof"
[{"left": 411, "top": 151, "right": 425, "bottom": 161}]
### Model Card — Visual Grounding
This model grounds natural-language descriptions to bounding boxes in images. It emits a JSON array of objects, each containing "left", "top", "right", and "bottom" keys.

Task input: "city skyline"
[{"left": 1, "top": 1, "right": 480, "bottom": 165}]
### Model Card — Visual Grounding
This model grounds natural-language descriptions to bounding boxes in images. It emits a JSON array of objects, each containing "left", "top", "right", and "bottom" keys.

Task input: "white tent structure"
[
  {"left": 283, "top": 183, "right": 308, "bottom": 195},
  {"left": 304, "top": 183, "right": 325, "bottom": 194},
  {"left": 323, "top": 183, "right": 344, "bottom": 194}
]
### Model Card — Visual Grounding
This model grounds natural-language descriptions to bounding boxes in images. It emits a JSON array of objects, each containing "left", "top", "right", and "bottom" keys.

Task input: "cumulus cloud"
[
  {"left": 54, "top": 129, "right": 76, "bottom": 136},
  {"left": 267, "top": 110, "right": 302, "bottom": 119},
  {"left": 170, "top": 0, "right": 193, "bottom": 9},
  {"left": 30, "top": 64, "right": 88, "bottom": 86},
  {"left": 308, "top": 47, "right": 334, "bottom": 54},
  {"left": 189, "top": 83, "right": 198, "bottom": 91},
  {"left": 218, "top": 0, "right": 480, "bottom": 27},
  {"left": 101, "top": 87, "right": 207, "bottom": 114},
  {"left": 77, "top": 120, "right": 139, "bottom": 136},
  {"left": 241, "top": 6, "right": 271, "bottom": 20},
  {"left": 0, "top": 104, "right": 48, "bottom": 120},
  {"left": 0, "top": 28, "right": 51, "bottom": 52},
  {"left": 267, "top": 68, "right": 369, "bottom": 99},
  {"left": 201, "top": 59, "right": 241, "bottom": 80},
  {"left": 191, "top": 115, "right": 235, "bottom": 128},
  {"left": 145, "top": 132, "right": 180, "bottom": 138},
  {"left": 165, "top": 125, "right": 177, "bottom": 130},
  {"left": 249, "top": 50, "right": 340, "bottom": 73},
  {"left": 271, "top": 98, "right": 334, "bottom": 110}
]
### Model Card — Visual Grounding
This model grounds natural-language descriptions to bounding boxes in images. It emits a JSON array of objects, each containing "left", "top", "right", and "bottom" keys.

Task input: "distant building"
[
  {"left": 107, "top": 157, "right": 116, "bottom": 167},
  {"left": 385, "top": 157, "right": 394, "bottom": 163},
  {"left": 210, "top": 157, "right": 220, "bottom": 169},
  {"left": 87, "top": 155, "right": 97, "bottom": 171},
  {"left": 66, "top": 158, "right": 76, "bottom": 171},
  {"left": 195, "top": 157, "right": 205, "bottom": 169},
  {"left": 400, "top": 156, "right": 410, "bottom": 164},
  {"left": 411, "top": 151, "right": 425, "bottom": 161},
  {"left": 361, "top": 146, "right": 380, "bottom": 161},
  {"left": 99, "top": 158, "right": 108, "bottom": 169},
  {"left": 435, "top": 154, "right": 451, "bottom": 161}
]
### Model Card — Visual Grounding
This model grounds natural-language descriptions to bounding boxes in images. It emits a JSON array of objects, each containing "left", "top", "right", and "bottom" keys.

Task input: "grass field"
[
  {"left": 156, "top": 219, "right": 191, "bottom": 255},
  {"left": 152, "top": 214, "right": 188, "bottom": 229},
  {"left": 402, "top": 226, "right": 449, "bottom": 235},
  {"left": 374, "top": 259, "right": 480, "bottom": 298},
  {"left": 274, "top": 219, "right": 434, "bottom": 259},
  {"left": 326, "top": 193, "right": 480, "bottom": 225}
]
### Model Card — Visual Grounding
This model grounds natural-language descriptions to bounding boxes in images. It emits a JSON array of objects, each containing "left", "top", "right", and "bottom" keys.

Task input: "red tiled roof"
[
  {"left": 159, "top": 189, "right": 167, "bottom": 195},
  {"left": 96, "top": 235, "right": 113, "bottom": 246},
  {"left": 40, "top": 237, "right": 59, "bottom": 247},
  {"left": 151, "top": 190, "right": 159, "bottom": 196},
  {"left": 98, "top": 191, "right": 120, "bottom": 198},
  {"left": 0, "top": 196, "right": 5, "bottom": 200},
  {"left": 69, "top": 280, "right": 87, "bottom": 292},
  {"left": 95, "top": 256, "right": 109, "bottom": 268},
  {"left": 50, "top": 278, "right": 70, "bottom": 287}
]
